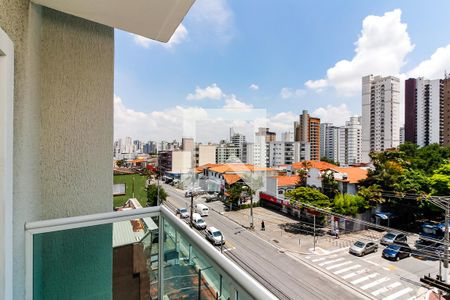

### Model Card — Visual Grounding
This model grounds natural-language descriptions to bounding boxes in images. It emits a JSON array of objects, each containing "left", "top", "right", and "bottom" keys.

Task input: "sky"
[{"left": 114, "top": 0, "right": 450, "bottom": 143}]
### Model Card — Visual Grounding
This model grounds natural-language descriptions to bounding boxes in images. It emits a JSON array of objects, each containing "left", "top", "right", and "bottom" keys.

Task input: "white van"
[
  {"left": 192, "top": 213, "right": 206, "bottom": 229},
  {"left": 195, "top": 203, "right": 209, "bottom": 217}
]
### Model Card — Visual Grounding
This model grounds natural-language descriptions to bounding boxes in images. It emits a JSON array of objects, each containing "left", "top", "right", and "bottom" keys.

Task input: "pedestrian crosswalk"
[{"left": 305, "top": 253, "right": 419, "bottom": 300}]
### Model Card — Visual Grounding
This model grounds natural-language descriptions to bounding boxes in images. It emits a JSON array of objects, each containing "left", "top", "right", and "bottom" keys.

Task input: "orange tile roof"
[
  {"left": 223, "top": 174, "right": 243, "bottom": 185},
  {"left": 208, "top": 163, "right": 274, "bottom": 174},
  {"left": 292, "top": 160, "right": 367, "bottom": 184},
  {"left": 334, "top": 167, "right": 368, "bottom": 184},
  {"left": 274, "top": 176, "right": 299, "bottom": 187},
  {"left": 292, "top": 160, "right": 338, "bottom": 171}
]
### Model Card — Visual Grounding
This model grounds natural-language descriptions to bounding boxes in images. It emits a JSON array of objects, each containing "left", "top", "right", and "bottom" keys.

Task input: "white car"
[
  {"left": 192, "top": 213, "right": 207, "bottom": 230},
  {"left": 206, "top": 227, "right": 225, "bottom": 246}
]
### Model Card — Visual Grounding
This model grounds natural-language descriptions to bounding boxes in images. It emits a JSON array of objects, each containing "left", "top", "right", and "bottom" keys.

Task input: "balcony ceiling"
[{"left": 31, "top": 0, "right": 195, "bottom": 42}]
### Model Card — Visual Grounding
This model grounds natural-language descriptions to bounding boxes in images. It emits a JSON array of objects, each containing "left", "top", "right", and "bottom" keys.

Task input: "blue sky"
[{"left": 114, "top": 0, "right": 450, "bottom": 142}]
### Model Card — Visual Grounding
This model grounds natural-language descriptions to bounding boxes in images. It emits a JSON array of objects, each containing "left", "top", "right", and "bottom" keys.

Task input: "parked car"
[
  {"left": 192, "top": 213, "right": 207, "bottom": 230},
  {"left": 204, "top": 194, "right": 218, "bottom": 202},
  {"left": 380, "top": 231, "right": 407, "bottom": 246},
  {"left": 185, "top": 187, "right": 203, "bottom": 198},
  {"left": 349, "top": 240, "right": 378, "bottom": 256},
  {"left": 176, "top": 207, "right": 189, "bottom": 218},
  {"left": 195, "top": 203, "right": 209, "bottom": 217},
  {"left": 206, "top": 227, "right": 225, "bottom": 246},
  {"left": 382, "top": 243, "right": 411, "bottom": 261}
]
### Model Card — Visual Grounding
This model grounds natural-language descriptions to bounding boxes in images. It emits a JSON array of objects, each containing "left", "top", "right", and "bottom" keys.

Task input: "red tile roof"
[
  {"left": 274, "top": 176, "right": 299, "bottom": 187},
  {"left": 223, "top": 174, "right": 243, "bottom": 185},
  {"left": 292, "top": 160, "right": 367, "bottom": 184}
]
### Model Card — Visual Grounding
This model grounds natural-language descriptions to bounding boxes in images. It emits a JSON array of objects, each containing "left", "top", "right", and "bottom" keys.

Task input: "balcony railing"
[{"left": 25, "top": 205, "right": 276, "bottom": 300}]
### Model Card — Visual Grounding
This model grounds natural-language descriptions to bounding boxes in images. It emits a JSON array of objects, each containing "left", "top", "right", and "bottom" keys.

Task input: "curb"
[{"left": 210, "top": 205, "right": 311, "bottom": 255}]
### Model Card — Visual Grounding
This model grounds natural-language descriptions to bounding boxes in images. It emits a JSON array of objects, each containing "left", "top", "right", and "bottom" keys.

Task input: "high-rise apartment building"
[
  {"left": 196, "top": 144, "right": 217, "bottom": 166},
  {"left": 361, "top": 75, "right": 400, "bottom": 162},
  {"left": 294, "top": 110, "right": 321, "bottom": 161},
  {"left": 444, "top": 78, "right": 450, "bottom": 146},
  {"left": 404, "top": 78, "right": 444, "bottom": 146},
  {"left": 345, "top": 116, "right": 362, "bottom": 165},
  {"left": 181, "top": 137, "right": 195, "bottom": 152},
  {"left": 256, "top": 127, "right": 276, "bottom": 142},
  {"left": 230, "top": 132, "right": 247, "bottom": 162},
  {"left": 216, "top": 141, "right": 241, "bottom": 164},
  {"left": 268, "top": 141, "right": 302, "bottom": 167},
  {"left": 246, "top": 135, "right": 268, "bottom": 167},
  {"left": 281, "top": 131, "right": 294, "bottom": 142}
]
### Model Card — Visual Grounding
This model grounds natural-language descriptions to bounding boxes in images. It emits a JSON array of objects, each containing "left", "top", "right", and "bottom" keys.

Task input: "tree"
[
  {"left": 116, "top": 158, "right": 127, "bottom": 168},
  {"left": 225, "top": 184, "right": 244, "bottom": 209},
  {"left": 296, "top": 161, "right": 312, "bottom": 186},
  {"left": 393, "top": 169, "right": 430, "bottom": 195},
  {"left": 357, "top": 185, "right": 384, "bottom": 207},
  {"left": 430, "top": 164, "right": 450, "bottom": 196},
  {"left": 333, "top": 194, "right": 368, "bottom": 215},
  {"left": 286, "top": 187, "right": 331, "bottom": 208},
  {"left": 146, "top": 184, "right": 167, "bottom": 206},
  {"left": 321, "top": 170, "right": 339, "bottom": 198},
  {"left": 320, "top": 156, "right": 339, "bottom": 166}
]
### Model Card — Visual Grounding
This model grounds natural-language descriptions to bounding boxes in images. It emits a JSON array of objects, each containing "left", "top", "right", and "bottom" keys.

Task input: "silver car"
[
  {"left": 176, "top": 207, "right": 189, "bottom": 218},
  {"left": 380, "top": 232, "right": 407, "bottom": 246},
  {"left": 349, "top": 241, "right": 378, "bottom": 256}
]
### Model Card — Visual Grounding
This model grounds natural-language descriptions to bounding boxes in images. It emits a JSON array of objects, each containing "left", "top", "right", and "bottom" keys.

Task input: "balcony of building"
[{"left": 25, "top": 205, "right": 276, "bottom": 300}]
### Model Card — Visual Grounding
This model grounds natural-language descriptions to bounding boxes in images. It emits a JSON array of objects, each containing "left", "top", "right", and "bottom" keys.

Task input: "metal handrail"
[
  {"left": 24, "top": 205, "right": 277, "bottom": 300},
  {"left": 160, "top": 205, "right": 277, "bottom": 300}
]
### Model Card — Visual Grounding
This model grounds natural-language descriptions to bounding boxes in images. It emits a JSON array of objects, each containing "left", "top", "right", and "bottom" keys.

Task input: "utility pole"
[
  {"left": 313, "top": 215, "right": 316, "bottom": 252},
  {"left": 190, "top": 192, "right": 194, "bottom": 228}
]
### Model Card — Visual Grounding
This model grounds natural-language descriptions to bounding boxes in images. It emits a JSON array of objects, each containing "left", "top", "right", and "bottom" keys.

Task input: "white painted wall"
[{"left": 0, "top": 25, "right": 14, "bottom": 300}]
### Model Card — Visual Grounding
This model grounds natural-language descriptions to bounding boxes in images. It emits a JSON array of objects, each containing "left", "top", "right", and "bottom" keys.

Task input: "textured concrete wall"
[
  {"left": 0, "top": 2, "right": 114, "bottom": 298},
  {"left": 40, "top": 8, "right": 114, "bottom": 218}
]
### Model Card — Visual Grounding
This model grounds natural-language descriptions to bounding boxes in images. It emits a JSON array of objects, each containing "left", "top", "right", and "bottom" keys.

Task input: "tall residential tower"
[{"left": 361, "top": 75, "right": 400, "bottom": 162}]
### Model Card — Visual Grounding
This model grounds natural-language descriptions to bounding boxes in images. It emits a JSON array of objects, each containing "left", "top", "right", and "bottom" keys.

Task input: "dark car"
[
  {"left": 349, "top": 241, "right": 378, "bottom": 257},
  {"left": 380, "top": 231, "right": 407, "bottom": 246},
  {"left": 382, "top": 243, "right": 411, "bottom": 261}
]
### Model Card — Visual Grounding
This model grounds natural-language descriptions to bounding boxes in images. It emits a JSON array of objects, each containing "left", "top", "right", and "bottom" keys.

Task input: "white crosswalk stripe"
[
  {"left": 341, "top": 268, "right": 369, "bottom": 279},
  {"left": 371, "top": 282, "right": 402, "bottom": 296},
  {"left": 360, "top": 276, "right": 390, "bottom": 290},
  {"left": 333, "top": 264, "right": 361, "bottom": 275},
  {"left": 351, "top": 273, "right": 378, "bottom": 285},
  {"left": 318, "top": 257, "right": 345, "bottom": 266},
  {"left": 326, "top": 261, "right": 352, "bottom": 270},
  {"left": 382, "top": 288, "right": 413, "bottom": 300},
  {"left": 312, "top": 254, "right": 337, "bottom": 262}
]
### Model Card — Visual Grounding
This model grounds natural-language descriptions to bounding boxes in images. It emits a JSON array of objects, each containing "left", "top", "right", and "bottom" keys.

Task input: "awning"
[{"left": 375, "top": 212, "right": 395, "bottom": 220}]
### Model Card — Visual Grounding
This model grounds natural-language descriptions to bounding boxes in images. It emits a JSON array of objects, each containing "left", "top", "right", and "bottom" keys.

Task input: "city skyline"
[{"left": 115, "top": 2, "right": 450, "bottom": 141}]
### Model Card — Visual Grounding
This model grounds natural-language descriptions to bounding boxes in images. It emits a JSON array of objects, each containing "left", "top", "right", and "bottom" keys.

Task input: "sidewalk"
[{"left": 207, "top": 201, "right": 385, "bottom": 255}]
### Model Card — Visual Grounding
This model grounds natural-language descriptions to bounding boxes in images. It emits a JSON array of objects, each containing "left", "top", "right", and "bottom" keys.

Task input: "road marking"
[
  {"left": 318, "top": 258, "right": 345, "bottom": 266},
  {"left": 326, "top": 261, "right": 352, "bottom": 270},
  {"left": 305, "top": 256, "right": 311, "bottom": 259},
  {"left": 312, "top": 254, "right": 337, "bottom": 262},
  {"left": 341, "top": 268, "right": 369, "bottom": 279},
  {"left": 387, "top": 265, "right": 397, "bottom": 271},
  {"left": 360, "top": 276, "right": 390, "bottom": 290},
  {"left": 351, "top": 273, "right": 379, "bottom": 285},
  {"left": 333, "top": 264, "right": 361, "bottom": 275},
  {"left": 382, "top": 287, "right": 413, "bottom": 300},
  {"left": 371, "top": 282, "right": 401, "bottom": 296},
  {"left": 362, "top": 258, "right": 380, "bottom": 267}
]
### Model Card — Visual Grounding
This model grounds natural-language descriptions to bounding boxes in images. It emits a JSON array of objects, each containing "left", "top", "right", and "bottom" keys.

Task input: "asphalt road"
[{"left": 162, "top": 183, "right": 365, "bottom": 300}]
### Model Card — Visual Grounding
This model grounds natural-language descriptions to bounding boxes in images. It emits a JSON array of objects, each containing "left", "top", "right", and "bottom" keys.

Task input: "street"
[{"left": 162, "top": 183, "right": 370, "bottom": 300}]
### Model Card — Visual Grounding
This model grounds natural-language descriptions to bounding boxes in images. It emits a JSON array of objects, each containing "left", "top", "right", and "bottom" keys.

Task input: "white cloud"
[
  {"left": 312, "top": 104, "right": 353, "bottom": 126},
  {"left": 186, "top": 83, "right": 224, "bottom": 100},
  {"left": 280, "top": 87, "right": 306, "bottom": 99},
  {"left": 132, "top": 23, "right": 188, "bottom": 49},
  {"left": 305, "top": 9, "right": 414, "bottom": 96},
  {"left": 223, "top": 95, "right": 254, "bottom": 110},
  {"left": 249, "top": 84, "right": 259, "bottom": 91},
  {"left": 189, "top": 0, "right": 234, "bottom": 43},
  {"left": 407, "top": 44, "right": 450, "bottom": 79}
]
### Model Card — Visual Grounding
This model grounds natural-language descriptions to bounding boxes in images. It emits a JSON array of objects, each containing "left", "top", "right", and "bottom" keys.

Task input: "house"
[
  {"left": 198, "top": 163, "right": 277, "bottom": 196},
  {"left": 266, "top": 176, "right": 300, "bottom": 199},
  {"left": 291, "top": 161, "right": 368, "bottom": 195}
]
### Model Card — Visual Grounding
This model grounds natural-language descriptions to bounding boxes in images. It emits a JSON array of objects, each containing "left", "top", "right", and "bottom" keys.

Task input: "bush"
[{"left": 332, "top": 194, "right": 368, "bottom": 216}]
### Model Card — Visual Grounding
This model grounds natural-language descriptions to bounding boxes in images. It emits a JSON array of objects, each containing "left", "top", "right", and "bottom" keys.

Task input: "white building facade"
[{"left": 362, "top": 75, "right": 400, "bottom": 162}]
